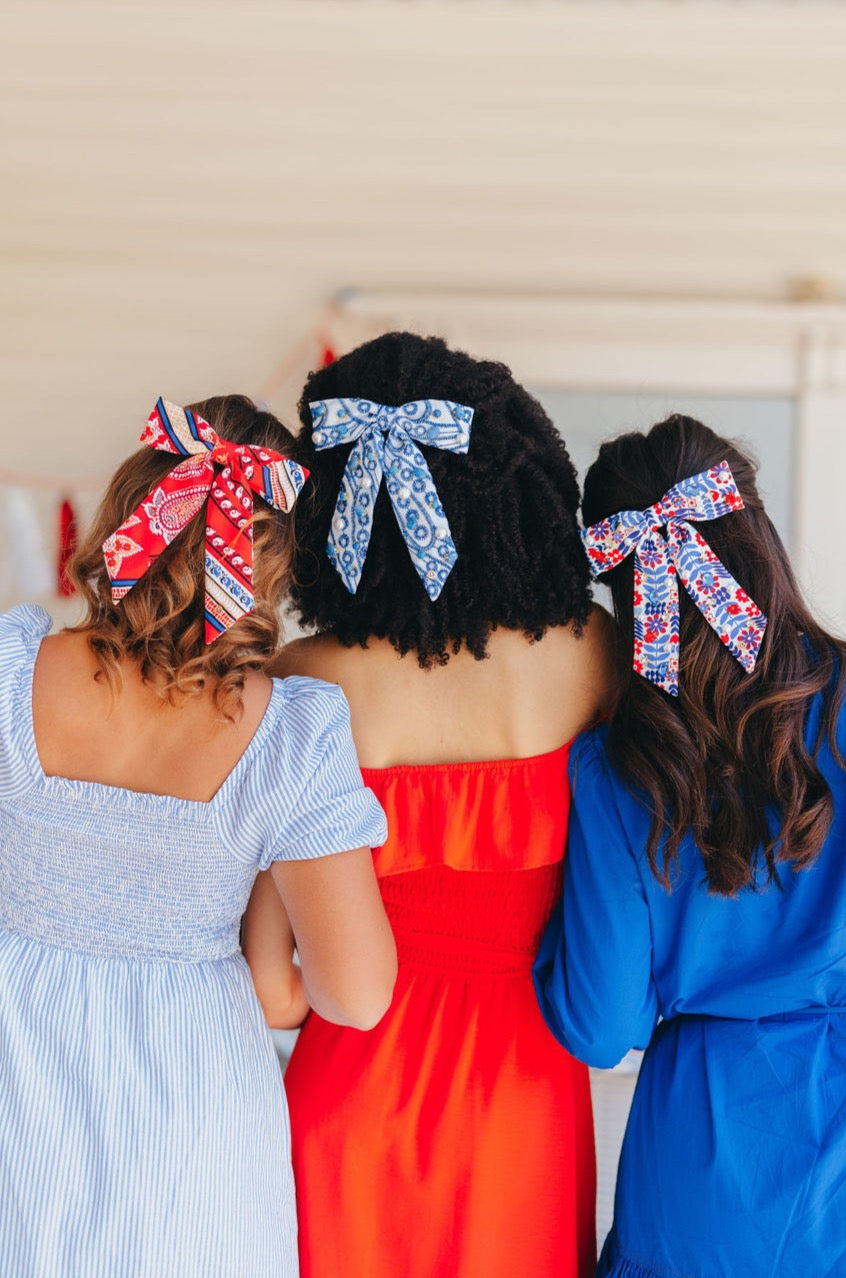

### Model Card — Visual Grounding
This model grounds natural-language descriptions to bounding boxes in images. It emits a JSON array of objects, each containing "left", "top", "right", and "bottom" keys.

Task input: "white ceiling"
[{"left": 3, "top": 1, "right": 846, "bottom": 474}]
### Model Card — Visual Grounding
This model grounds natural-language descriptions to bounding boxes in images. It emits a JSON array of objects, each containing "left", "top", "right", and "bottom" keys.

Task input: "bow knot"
[
  {"left": 582, "top": 461, "right": 766, "bottom": 695},
  {"left": 103, "top": 398, "right": 308, "bottom": 642},
  {"left": 309, "top": 397, "right": 473, "bottom": 600},
  {"left": 210, "top": 440, "right": 235, "bottom": 468}
]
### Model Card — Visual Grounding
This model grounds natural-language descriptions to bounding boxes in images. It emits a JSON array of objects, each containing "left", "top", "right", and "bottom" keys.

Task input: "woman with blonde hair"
[{"left": 0, "top": 395, "right": 396, "bottom": 1277}]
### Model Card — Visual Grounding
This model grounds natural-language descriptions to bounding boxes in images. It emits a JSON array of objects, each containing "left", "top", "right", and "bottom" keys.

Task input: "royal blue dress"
[{"left": 534, "top": 700, "right": 846, "bottom": 1278}]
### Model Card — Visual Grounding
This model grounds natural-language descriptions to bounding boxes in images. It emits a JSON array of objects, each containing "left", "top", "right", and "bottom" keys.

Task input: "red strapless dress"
[{"left": 284, "top": 745, "right": 596, "bottom": 1278}]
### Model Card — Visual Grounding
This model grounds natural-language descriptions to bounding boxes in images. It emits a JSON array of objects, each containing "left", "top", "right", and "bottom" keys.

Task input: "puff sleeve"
[
  {"left": 257, "top": 677, "right": 387, "bottom": 869},
  {"left": 533, "top": 728, "right": 658, "bottom": 1068},
  {"left": 0, "top": 605, "right": 51, "bottom": 802}
]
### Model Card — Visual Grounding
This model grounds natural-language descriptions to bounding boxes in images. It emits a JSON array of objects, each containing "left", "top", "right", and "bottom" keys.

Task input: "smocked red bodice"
[{"left": 362, "top": 743, "right": 572, "bottom": 973}]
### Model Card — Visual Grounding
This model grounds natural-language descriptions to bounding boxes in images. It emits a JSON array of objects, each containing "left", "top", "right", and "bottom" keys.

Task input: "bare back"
[
  {"left": 272, "top": 605, "right": 615, "bottom": 768},
  {"left": 32, "top": 630, "right": 273, "bottom": 803}
]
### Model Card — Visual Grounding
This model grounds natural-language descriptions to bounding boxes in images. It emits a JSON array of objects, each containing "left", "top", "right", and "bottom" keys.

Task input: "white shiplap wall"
[{"left": 3, "top": 1, "right": 846, "bottom": 472}]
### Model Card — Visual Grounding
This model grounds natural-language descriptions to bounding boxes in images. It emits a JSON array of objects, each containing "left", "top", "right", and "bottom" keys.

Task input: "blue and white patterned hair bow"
[
  {"left": 582, "top": 461, "right": 767, "bottom": 696},
  {"left": 309, "top": 397, "right": 473, "bottom": 600}
]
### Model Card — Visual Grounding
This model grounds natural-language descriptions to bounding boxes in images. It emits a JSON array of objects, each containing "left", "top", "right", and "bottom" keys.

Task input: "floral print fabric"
[{"left": 581, "top": 461, "right": 767, "bottom": 695}]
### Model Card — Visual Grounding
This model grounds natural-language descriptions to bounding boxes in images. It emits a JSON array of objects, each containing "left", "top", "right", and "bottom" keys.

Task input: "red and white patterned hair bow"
[
  {"left": 581, "top": 461, "right": 767, "bottom": 696},
  {"left": 103, "top": 397, "right": 308, "bottom": 643}
]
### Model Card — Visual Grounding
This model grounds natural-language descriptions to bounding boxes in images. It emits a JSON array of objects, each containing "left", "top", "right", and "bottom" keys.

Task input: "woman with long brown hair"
[
  {"left": 0, "top": 396, "right": 395, "bottom": 1277},
  {"left": 534, "top": 414, "right": 846, "bottom": 1276}
]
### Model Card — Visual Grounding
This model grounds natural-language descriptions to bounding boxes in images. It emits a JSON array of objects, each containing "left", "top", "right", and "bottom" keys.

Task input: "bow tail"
[
  {"left": 383, "top": 431, "right": 458, "bottom": 601},
  {"left": 259, "top": 457, "right": 308, "bottom": 512},
  {"left": 203, "top": 467, "right": 256, "bottom": 641},
  {"left": 236, "top": 445, "right": 308, "bottom": 513},
  {"left": 633, "top": 533, "right": 680, "bottom": 695},
  {"left": 103, "top": 455, "right": 213, "bottom": 601},
  {"left": 141, "top": 397, "right": 213, "bottom": 457},
  {"left": 327, "top": 434, "right": 383, "bottom": 595},
  {"left": 671, "top": 523, "right": 767, "bottom": 675}
]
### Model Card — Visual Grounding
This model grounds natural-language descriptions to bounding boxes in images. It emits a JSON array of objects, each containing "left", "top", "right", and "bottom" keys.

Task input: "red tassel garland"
[{"left": 58, "top": 498, "right": 78, "bottom": 596}]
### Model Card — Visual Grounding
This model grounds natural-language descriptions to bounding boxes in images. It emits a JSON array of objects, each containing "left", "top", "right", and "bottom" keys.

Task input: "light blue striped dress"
[{"left": 0, "top": 604, "right": 387, "bottom": 1278}]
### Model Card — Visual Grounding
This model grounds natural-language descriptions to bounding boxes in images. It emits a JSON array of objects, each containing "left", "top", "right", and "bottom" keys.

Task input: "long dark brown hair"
[
  {"left": 583, "top": 415, "right": 846, "bottom": 896},
  {"left": 68, "top": 395, "right": 299, "bottom": 721}
]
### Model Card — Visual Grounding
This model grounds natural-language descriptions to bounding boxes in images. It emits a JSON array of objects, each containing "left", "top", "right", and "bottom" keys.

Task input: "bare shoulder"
[
  {"left": 529, "top": 605, "right": 615, "bottom": 665},
  {"left": 39, "top": 628, "right": 90, "bottom": 665},
  {"left": 269, "top": 634, "right": 355, "bottom": 683},
  {"left": 575, "top": 604, "right": 618, "bottom": 715},
  {"left": 578, "top": 603, "right": 617, "bottom": 664},
  {"left": 529, "top": 605, "right": 617, "bottom": 719}
]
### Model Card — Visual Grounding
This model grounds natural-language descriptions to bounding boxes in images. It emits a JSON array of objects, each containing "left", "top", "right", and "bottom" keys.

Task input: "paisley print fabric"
[
  {"left": 581, "top": 461, "right": 767, "bottom": 695},
  {"left": 308, "top": 397, "right": 473, "bottom": 600},
  {"left": 103, "top": 398, "right": 308, "bottom": 643}
]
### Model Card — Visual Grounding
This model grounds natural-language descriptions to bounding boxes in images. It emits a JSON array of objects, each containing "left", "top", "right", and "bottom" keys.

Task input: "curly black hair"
[{"left": 290, "top": 331, "right": 591, "bottom": 667}]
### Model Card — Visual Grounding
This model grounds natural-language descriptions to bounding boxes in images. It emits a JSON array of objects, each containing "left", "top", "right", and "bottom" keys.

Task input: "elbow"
[
  {"left": 536, "top": 982, "right": 643, "bottom": 1069},
  {"left": 310, "top": 991, "right": 391, "bottom": 1031},
  {"left": 545, "top": 1014, "right": 633, "bottom": 1069},
  {"left": 345, "top": 964, "right": 397, "bottom": 1031},
  {"left": 550, "top": 1011, "right": 651, "bottom": 1070},
  {"left": 262, "top": 997, "right": 307, "bottom": 1032},
  {"left": 534, "top": 958, "right": 655, "bottom": 1069},
  {"left": 573, "top": 1039, "right": 633, "bottom": 1070},
  {"left": 342, "top": 993, "right": 392, "bottom": 1032},
  {"left": 251, "top": 971, "right": 309, "bottom": 1031},
  {"left": 307, "top": 952, "right": 398, "bottom": 1032},
  {"left": 573, "top": 1005, "right": 656, "bottom": 1068}
]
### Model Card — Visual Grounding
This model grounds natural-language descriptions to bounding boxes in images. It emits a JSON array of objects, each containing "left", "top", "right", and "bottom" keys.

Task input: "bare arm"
[
  {"left": 242, "top": 870, "right": 310, "bottom": 1030},
  {"left": 269, "top": 846, "right": 397, "bottom": 1032},
  {"left": 244, "top": 851, "right": 397, "bottom": 1033},
  {"left": 243, "top": 671, "right": 395, "bottom": 1031}
]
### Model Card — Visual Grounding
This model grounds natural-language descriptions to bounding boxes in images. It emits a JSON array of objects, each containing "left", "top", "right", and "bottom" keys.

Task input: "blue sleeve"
[
  {"left": 533, "top": 729, "right": 658, "bottom": 1068},
  {"left": 259, "top": 678, "right": 387, "bottom": 869},
  {"left": 0, "top": 605, "right": 51, "bottom": 801}
]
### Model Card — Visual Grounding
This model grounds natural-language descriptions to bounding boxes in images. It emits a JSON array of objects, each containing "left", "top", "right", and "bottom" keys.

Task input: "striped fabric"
[
  {"left": 0, "top": 605, "right": 387, "bottom": 1278},
  {"left": 104, "top": 398, "right": 308, "bottom": 644}
]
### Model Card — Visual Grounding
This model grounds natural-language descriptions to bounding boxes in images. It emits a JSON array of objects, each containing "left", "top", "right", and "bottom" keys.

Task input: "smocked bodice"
[
  {"left": 362, "top": 744, "right": 572, "bottom": 974},
  {"left": 0, "top": 605, "right": 385, "bottom": 964},
  {"left": 0, "top": 787, "right": 250, "bottom": 962},
  {"left": 379, "top": 864, "right": 564, "bottom": 973}
]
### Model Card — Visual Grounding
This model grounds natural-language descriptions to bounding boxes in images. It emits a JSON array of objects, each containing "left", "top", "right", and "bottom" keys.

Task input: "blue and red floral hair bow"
[
  {"left": 103, "top": 398, "right": 308, "bottom": 643},
  {"left": 582, "top": 461, "right": 767, "bottom": 696}
]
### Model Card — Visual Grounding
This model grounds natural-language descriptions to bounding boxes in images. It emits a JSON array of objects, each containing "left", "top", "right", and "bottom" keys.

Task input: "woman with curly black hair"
[{"left": 243, "top": 332, "right": 613, "bottom": 1278}]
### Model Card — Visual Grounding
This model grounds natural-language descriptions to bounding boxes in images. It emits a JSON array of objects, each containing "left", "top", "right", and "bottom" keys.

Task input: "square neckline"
[{"left": 20, "top": 608, "right": 285, "bottom": 810}]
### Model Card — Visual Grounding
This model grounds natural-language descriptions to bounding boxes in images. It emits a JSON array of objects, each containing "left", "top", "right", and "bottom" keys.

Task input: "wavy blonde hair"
[{"left": 68, "top": 395, "right": 302, "bottom": 721}]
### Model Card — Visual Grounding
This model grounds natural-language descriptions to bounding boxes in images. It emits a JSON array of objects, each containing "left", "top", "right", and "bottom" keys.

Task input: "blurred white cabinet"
[
  {"left": 332, "top": 290, "right": 846, "bottom": 634},
  {"left": 535, "top": 390, "right": 794, "bottom": 549}
]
